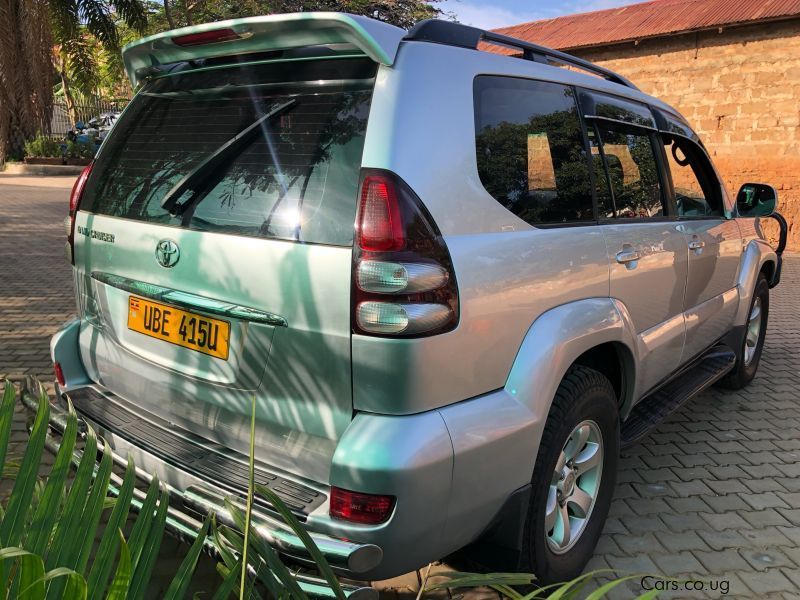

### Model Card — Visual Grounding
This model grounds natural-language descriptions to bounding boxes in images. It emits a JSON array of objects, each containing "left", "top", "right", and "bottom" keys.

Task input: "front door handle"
[
  {"left": 616, "top": 247, "right": 640, "bottom": 268},
  {"left": 688, "top": 238, "right": 705, "bottom": 251}
]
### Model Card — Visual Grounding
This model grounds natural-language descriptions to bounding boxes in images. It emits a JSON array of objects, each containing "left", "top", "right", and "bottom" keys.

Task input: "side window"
[
  {"left": 663, "top": 135, "right": 723, "bottom": 217},
  {"left": 589, "top": 122, "right": 665, "bottom": 219},
  {"left": 474, "top": 77, "right": 593, "bottom": 225}
]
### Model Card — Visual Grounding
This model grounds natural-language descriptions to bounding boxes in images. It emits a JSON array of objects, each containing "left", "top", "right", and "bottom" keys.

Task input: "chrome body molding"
[{"left": 91, "top": 271, "right": 288, "bottom": 327}]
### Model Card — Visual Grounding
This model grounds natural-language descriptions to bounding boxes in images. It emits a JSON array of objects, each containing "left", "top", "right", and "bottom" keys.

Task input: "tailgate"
[{"left": 73, "top": 55, "right": 375, "bottom": 463}]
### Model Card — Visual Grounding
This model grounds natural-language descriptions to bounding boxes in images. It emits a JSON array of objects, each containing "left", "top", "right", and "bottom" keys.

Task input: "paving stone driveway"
[{"left": 1, "top": 174, "right": 798, "bottom": 599}]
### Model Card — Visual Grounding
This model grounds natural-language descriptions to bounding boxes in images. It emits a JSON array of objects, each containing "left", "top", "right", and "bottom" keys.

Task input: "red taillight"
[
  {"left": 54, "top": 362, "right": 65, "bottom": 387},
  {"left": 352, "top": 170, "right": 459, "bottom": 338},
  {"left": 172, "top": 28, "right": 241, "bottom": 47},
  {"left": 357, "top": 176, "right": 404, "bottom": 252},
  {"left": 330, "top": 487, "right": 395, "bottom": 525},
  {"left": 67, "top": 163, "right": 92, "bottom": 264}
]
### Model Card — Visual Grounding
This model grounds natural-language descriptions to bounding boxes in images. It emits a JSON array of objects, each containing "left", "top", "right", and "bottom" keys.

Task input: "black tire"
[
  {"left": 518, "top": 365, "right": 619, "bottom": 585},
  {"left": 720, "top": 274, "right": 769, "bottom": 390}
]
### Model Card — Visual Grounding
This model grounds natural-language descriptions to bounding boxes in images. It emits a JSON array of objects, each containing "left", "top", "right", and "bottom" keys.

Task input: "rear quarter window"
[
  {"left": 473, "top": 76, "right": 593, "bottom": 226},
  {"left": 82, "top": 58, "right": 377, "bottom": 246}
]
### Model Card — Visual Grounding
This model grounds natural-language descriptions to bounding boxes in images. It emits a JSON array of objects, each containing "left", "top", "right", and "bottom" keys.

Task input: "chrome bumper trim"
[{"left": 21, "top": 383, "right": 379, "bottom": 599}]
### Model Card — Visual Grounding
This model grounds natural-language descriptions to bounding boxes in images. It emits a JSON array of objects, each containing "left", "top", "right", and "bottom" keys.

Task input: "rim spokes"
[
  {"left": 573, "top": 442, "right": 601, "bottom": 473},
  {"left": 564, "top": 424, "right": 590, "bottom": 460},
  {"left": 545, "top": 487, "right": 558, "bottom": 532},
  {"left": 546, "top": 419, "right": 603, "bottom": 554},
  {"left": 744, "top": 297, "right": 763, "bottom": 365},
  {"left": 551, "top": 504, "right": 571, "bottom": 548},
  {"left": 568, "top": 487, "right": 593, "bottom": 518}
]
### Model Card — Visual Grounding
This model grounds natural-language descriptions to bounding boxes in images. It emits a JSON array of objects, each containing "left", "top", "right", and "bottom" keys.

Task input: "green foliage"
[
  {"left": 65, "top": 140, "right": 98, "bottom": 160},
  {"left": 23, "top": 136, "right": 62, "bottom": 159}
]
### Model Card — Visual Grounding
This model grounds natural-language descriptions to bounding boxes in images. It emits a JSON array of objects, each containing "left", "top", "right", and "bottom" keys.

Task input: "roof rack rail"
[{"left": 404, "top": 19, "right": 639, "bottom": 91}]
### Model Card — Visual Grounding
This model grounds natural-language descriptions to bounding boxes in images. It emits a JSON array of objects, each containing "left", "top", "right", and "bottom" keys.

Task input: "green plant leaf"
[
  {"left": 0, "top": 380, "right": 17, "bottom": 483},
  {"left": 536, "top": 569, "right": 619, "bottom": 600},
  {"left": 219, "top": 509, "right": 292, "bottom": 600},
  {"left": 25, "top": 397, "right": 79, "bottom": 556},
  {"left": 255, "top": 484, "right": 346, "bottom": 600},
  {"left": 125, "top": 475, "right": 160, "bottom": 568},
  {"left": 583, "top": 574, "right": 651, "bottom": 600},
  {"left": 127, "top": 483, "right": 169, "bottom": 600},
  {"left": 73, "top": 442, "right": 114, "bottom": 573},
  {"left": 634, "top": 591, "right": 661, "bottom": 599},
  {"left": 426, "top": 572, "right": 535, "bottom": 592},
  {"left": 17, "top": 551, "right": 45, "bottom": 600},
  {"left": 0, "top": 383, "right": 49, "bottom": 549},
  {"left": 105, "top": 530, "right": 131, "bottom": 600},
  {"left": 211, "top": 516, "right": 236, "bottom": 569},
  {"left": 161, "top": 516, "right": 210, "bottom": 600},
  {"left": 86, "top": 456, "right": 136, "bottom": 599},
  {"left": 6, "top": 550, "right": 87, "bottom": 600},
  {"left": 45, "top": 424, "right": 98, "bottom": 599},
  {"left": 240, "top": 395, "right": 257, "bottom": 600},
  {"left": 210, "top": 561, "right": 241, "bottom": 600}
]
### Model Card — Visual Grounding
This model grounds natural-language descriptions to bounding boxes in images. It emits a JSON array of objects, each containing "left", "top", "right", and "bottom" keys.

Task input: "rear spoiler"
[{"left": 122, "top": 12, "right": 405, "bottom": 88}]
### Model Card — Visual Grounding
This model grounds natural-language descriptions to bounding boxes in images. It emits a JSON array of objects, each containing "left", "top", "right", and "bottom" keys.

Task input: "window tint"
[
  {"left": 590, "top": 123, "right": 664, "bottom": 219},
  {"left": 82, "top": 58, "right": 377, "bottom": 246},
  {"left": 663, "top": 136, "right": 722, "bottom": 217},
  {"left": 474, "top": 77, "right": 593, "bottom": 225}
]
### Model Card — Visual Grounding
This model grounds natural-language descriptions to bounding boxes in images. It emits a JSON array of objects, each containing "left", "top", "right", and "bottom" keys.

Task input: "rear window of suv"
[{"left": 81, "top": 57, "right": 377, "bottom": 246}]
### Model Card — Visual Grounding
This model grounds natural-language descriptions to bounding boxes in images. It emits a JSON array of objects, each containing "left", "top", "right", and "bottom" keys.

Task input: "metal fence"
[{"left": 48, "top": 100, "right": 129, "bottom": 139}]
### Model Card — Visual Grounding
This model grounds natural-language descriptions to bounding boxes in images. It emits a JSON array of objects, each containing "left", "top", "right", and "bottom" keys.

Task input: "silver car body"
[{"left": 49, "top": 12, "right": 779, "bottom": 583}]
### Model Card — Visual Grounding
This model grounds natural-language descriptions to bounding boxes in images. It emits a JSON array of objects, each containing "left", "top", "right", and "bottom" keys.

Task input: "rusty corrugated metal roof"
[{"left": 491, "top": 0, "right": 800, "bottom": 51}]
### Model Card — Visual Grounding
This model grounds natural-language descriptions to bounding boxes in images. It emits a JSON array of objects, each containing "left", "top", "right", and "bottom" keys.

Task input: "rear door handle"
[{"left": 616, "top": 248, "right": 640, "bottom": 267}]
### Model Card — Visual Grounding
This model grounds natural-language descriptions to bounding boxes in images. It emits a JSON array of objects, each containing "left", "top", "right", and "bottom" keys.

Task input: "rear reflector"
[
  {"left": 54, "top": 362, "right": 65, "bottom": 387},
  {"left": 172, "top": 28, "right": 241, "bottom": 47},
  {"left": 330, "top": 487, "right": 395, "bottom": 525}
]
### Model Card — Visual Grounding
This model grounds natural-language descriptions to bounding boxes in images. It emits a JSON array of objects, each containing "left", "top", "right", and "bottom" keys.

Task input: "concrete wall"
[{"left": 570, "top": 19, "right": 800, "bottom": 250}]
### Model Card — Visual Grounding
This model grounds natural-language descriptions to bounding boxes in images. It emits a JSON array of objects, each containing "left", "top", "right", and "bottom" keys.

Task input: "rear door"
[
  {"left": 582, "top": 91, "right": 688, "bottom": 395},
  {"left": 74, "top": 57, "right": 376, "bottom": 464}
]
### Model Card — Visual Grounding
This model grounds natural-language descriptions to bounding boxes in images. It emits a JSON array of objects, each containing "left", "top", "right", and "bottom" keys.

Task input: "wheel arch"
[
  {"left": 735, "top": 239, "right": 777, "bottom": 327},
  {"left": 505, "top": 298, "right": 637, "bottom": 433}
]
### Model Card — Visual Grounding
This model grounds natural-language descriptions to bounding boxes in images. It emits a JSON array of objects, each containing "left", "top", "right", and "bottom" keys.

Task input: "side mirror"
[{"left": 736, "top": 183, "right": 777, "bottom": 217}]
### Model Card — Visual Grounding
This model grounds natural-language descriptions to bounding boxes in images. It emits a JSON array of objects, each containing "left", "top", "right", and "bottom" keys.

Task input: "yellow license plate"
[{"left": 128, "top": 296, "right": 230, "bottom": 360}]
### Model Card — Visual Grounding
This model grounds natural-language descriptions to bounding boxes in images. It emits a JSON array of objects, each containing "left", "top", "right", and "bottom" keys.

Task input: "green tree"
[
  {"left": 0, "top": 0, "right": 53, "bottom": 162},
  {"left": 153, "top": 0, "right": 441, "bottom": 35},
  {"left": 50, "top": 0, "right": 148, "bottom": 121}
]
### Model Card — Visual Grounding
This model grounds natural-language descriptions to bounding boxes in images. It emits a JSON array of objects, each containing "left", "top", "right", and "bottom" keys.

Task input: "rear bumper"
[
  {"left": 21, "top": 382, "right": 379, "bottom": 599},
  {"left": 50, "top": 319, "right": 543, "bottom": 581}
]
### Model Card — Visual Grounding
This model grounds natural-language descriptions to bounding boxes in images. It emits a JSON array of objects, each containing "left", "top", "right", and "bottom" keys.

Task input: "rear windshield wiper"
[{"left": 160, "top": 98, "right": 297, "bottom": 215}]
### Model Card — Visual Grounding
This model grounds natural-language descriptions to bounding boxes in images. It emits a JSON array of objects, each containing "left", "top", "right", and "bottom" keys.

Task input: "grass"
[{"left": 0, "top": 378, "right": 660, "bottom": 598}]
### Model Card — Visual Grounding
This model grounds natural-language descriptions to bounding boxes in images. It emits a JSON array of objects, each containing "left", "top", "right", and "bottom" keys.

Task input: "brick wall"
[{"left": 570, "top": 19, "right": 800, "bottom": 250}]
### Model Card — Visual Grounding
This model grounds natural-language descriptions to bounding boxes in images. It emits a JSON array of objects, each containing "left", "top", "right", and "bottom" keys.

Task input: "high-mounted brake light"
[
  {"left": 67, "top": 163, "right": 93, "bottom": 264},
  {"left": 172, "top": 28, "right": 242, "bottom": 47},
  {"left": 352, "top": 170, "right": 459, "bottom": 338},
  {"left": 330, "top": 487, "right": 395, "bottom": 525}
]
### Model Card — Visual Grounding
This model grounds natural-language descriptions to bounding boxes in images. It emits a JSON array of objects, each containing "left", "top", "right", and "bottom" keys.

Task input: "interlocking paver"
[{"left": 2, "top": 175, "right": 799, "bottom": 598}]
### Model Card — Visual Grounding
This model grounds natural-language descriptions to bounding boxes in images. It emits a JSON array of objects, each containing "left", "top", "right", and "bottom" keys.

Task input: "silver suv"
[{"left": 43, "top": 12, "right": 785, "bottom": 594}]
